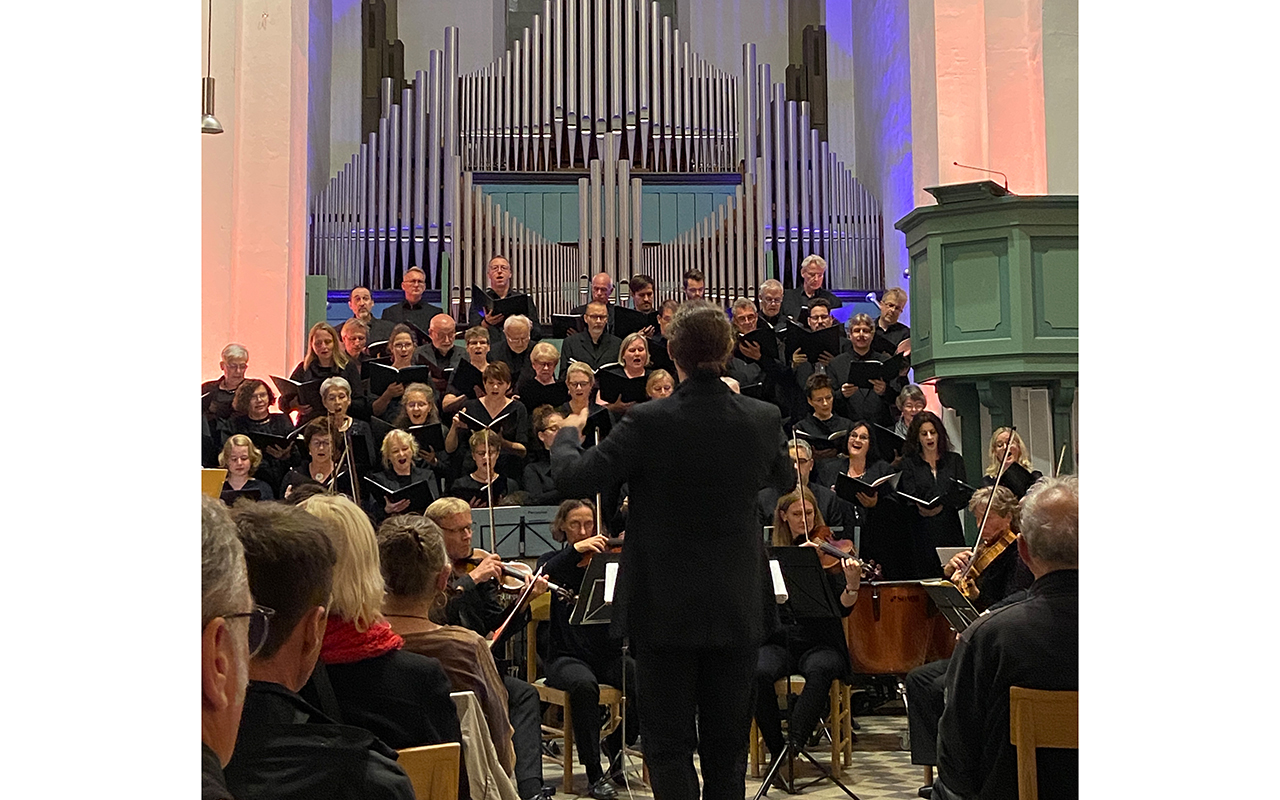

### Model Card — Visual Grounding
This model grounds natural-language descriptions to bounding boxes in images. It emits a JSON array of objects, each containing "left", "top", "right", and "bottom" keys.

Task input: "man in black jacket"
[
  {"left": 553, "top": 301, "right": 794, "bottom": 800},
  {"left": 224, "top": 502, "right": 414, "bottom": 800},
  {"left": 380, "top": 267, "right": 443, "bottom": 331},
  {"left": 933, "top": 476, "right": 1079, "bottom": 800}
]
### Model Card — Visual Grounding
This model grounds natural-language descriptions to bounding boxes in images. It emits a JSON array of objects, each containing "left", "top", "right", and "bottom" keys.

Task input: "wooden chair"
[
  {"left": 397, "top": 742, "right": 462, "bottom": 800},
  {"left": 526, "top": 593, "right": 624, "bottom": 793},
  {"left": 749, "top": 676, "right": 856, "bottom": 779},
  {"left": 1009, "top": 687, "right": 1078, "bottom": 800}
]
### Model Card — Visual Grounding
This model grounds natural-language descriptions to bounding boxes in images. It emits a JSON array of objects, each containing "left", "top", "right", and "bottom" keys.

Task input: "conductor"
[{"left": 552, "top": 301, "right": 794, "bottom": 799}]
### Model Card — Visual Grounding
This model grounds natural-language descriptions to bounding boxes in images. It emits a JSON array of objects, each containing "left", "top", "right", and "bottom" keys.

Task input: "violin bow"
[{"left": 790, "top": 429, "right": 811, "bottom": 540}]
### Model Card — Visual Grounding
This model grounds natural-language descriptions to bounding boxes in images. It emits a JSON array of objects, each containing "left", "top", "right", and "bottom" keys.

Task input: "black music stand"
[
  {"left": 755, "top": 548, "right": 860, "bottom": 800},
  {"left": 919, "top": 580, "right": 981, "bottom": 634},
  {"left": 471, "top": 504, "right": 560, "bottom": 560},
  {"left": 567, "top": 553, "right": 646, "bottom": 793}
]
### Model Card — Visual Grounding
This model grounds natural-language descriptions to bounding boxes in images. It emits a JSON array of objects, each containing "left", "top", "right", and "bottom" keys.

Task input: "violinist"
[
  {"left": 904, "top": 484, "right": 1033, "bottom": 788},
  {"left": 426, "top": 496, "right": 553, "bottom": 800},
  {"left": 755, "top": 489, "right": 861, "bottom": 779},
  {"left": 535, "top": 499, "right": 637, "bottom": 800}
]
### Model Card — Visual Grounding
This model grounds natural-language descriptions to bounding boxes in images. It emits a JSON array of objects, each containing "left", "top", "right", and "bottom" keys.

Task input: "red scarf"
[{"left": 320, "top": 617, "right": 404, "bottom": 665}]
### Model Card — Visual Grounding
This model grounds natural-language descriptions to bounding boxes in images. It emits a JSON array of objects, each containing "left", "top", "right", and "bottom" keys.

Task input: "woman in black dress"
[
  {"left": 894, "top": 411, "right": 967, "bottom": 578},
  {"left": 284, "top": 322, "right": 365, "bottom": 424},
  {"left": 280, "top": 418, "right": 340, "bottom": 500},
  {"left": 227, "top": 378, "right": 297, "bottom": 489},
  {"left": 981, "top": 427, "right": 1043, "bottom": 499},
  {"left": 522, "top": 405, "right": 565, "bottom": 506},
  {"left": 319, "top": 376, "right": 379, "bottom": 477},
  {"left": 835, "top": 420, "right": 911, "bottom": 580},
  {"left": 371, "top": 324, "right": 420, "bottom": 421},
  {"left": 448, "top": 430, "right": 521, "bottom": 507},
  {"left": 367, "top": 429, "right": 439, "bottom": 523},
  {"left": 446, "top": 361, "right": 530, "bottom": 481}
]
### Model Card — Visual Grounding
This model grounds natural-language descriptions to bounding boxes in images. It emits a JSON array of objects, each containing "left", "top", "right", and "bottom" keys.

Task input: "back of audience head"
[
  {"left": 1017, "top": 476, "right": 1078, "bottom": 570},
  {"left": 202, "top": 495, "right": 253, "bottom": 765},
  {"left": 377, "top": 515, "right": 449, "bottom": 605}
]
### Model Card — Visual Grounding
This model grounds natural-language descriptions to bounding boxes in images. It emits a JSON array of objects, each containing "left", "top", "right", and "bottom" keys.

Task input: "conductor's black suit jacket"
[{"left": 551, "top": 372, "right": 794, "bottom": 649}]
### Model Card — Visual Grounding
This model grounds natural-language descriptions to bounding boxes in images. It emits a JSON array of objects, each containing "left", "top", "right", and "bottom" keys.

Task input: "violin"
[
  {"left": 952, "top": 529, "right": 1016, "bottom": 600},
  {"left": 456, "top": 547, "right": 577, "bottom": 603},
  {"left": 804, "top": 528, "right": 882, "bottom": 581}
]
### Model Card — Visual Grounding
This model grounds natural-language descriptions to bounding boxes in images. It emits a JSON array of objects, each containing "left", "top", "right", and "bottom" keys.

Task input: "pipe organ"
[{"left": 309, "top": 1, "right": 884, "bottom": 318}]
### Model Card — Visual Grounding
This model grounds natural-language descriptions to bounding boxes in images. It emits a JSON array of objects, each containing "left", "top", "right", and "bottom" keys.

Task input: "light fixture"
[{"left": 202, "top": 0, "right": 223, "bottom": 134}]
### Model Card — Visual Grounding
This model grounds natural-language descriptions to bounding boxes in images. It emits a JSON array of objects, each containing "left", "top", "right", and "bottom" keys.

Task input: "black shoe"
[
  {"left": 917, "top": 786, "right": 933, "bottom": 799},
  {"left": 524, "top": 788, "right": 554, "bottom": 800},
  {"left": 588, "top": 777, "right": 619, "bottom": 800}
]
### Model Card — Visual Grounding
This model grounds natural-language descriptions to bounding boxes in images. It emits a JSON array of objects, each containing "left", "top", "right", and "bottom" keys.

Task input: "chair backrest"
[
  {"left": 1009, "top": 686, "right": 1078, "bottom": 800},
  {"left": 526, "top": 592, "right": 551, "bottom": 682},
  {"left": 397, "top": 742, "right": 462, "bottom": 800}
]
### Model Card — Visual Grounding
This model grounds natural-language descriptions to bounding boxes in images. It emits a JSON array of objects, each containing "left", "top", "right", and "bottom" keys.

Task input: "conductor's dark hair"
[
  {"left": 667, "top": 300, "right": 734, "bottom": 376},
  {"left": 232, "top": 378, "right": 276, "bottom": 415},
  {"left": 232, "top": 502, "right": 336, "bottom": 659},
  {"left": 804, "top": 373, "right": 834, "bottom": 399},
  {"left": 902, "top": 411, "right": 953, "bottom": 458}
]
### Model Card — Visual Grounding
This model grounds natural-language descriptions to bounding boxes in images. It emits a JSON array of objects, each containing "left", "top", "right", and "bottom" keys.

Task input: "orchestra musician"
[
  {"left": 426, "top": 497, "right": 552, "bottom": 800},
  {"left": 895, "top": 411, "right": 968, "bottom": 578},
  {"left": 284, "top": 323, "right": 366, "bottom": 424},
  {"left": 536, "top": 499, "right": 638, "bottom": 800},
  {"left": 755, "top": 489, "right": 861, "bottom": 780},
  {"left": 218, "top": 434, "right": 275, "bottom": 502},
  {"left": 551, "top": 301, "right": 794, "bottom": 800},
  {"left": 377, "top": 514, "right": 518, "bottom": 785}
]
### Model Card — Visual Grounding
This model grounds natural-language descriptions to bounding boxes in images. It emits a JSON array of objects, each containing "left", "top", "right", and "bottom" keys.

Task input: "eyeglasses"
[
  {"left": 225, "top": 605, "right": 275, "bottom": 657},
  {"left": 403, "top": 279, "right": 426, "bottom": 286},
  {"left": 441, "top": 523, "right": 473, "bottom": 534},
  {"left": 489, "top": 265, "right": 512, "bottom": 274},
  {"left": 794, "top": 457, "right": 812, "bottom": 465}
]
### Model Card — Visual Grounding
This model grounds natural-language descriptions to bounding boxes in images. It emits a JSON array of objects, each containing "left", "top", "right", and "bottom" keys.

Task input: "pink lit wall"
[{"left": 202, "top": 0, "right": 311, "bottom": 383}]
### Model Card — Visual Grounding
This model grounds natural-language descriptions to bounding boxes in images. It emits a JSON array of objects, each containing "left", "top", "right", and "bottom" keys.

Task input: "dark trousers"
[
  {"left": 504, "top": 674, "right": 544, "bottom": 797},
  {"left": 753, "top": 643, "right": 846, "bottom": 757},
  {"left": 544, "top": 655, "right": 638, "bottom": 783},
  {"left": 905, "top": 658, "right": 949, "bottom": 765},
  {"left": 634, "top": 643, "right": 758, "bottom": 800}
]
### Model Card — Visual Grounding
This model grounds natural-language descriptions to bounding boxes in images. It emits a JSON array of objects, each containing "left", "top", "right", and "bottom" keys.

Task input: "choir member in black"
[
  {"left": 523, "top": 406, "right": 566, "bottom": 506},
  {"left": 796, "top": 374, "right": 854, "bottom": 486},
  {"left": 871, "top": 287, "right": 912, "bottom": 402},
  {"left": 597, "top": 333, "right": 651, "bottom": 417},
  {"left": 391, "top": 382, "right": 447, "bottom": 471},
  {"left": 757, "top": 279, "right": 786, "bottom": 331},
  {"left": 368, "top": 429, "right": 439, "bottom": 524},
  {"left": 905, "top": 484, "right": 1034, "bottom": 783},
  {"left": 339, "top": 317, "right": 370, "bottom": 362},
  {"left": 490, "top": 314, "right": 536, "bottom": 386},
  {"left": 219, "top": 434, "right": 275, "bottom": 502},
  {"left": 536, "top": 499, "right": 638, "bottom": 799},
  {"left": 568, "top": 273, "right": 617, "bottom": 331},
  {"left": 320, "top": 376, "right": 379, "bottom": 477},
  {"left": 831, "top": 313, "right": 894, "bottom": 427},
  {"left": 203, "top": 343, "right": 249, "bottom": 421},
  {"left": 427, "top": 496, "right": 552, "bottom": 800},
  {"left": 468, "top": 254, "right": 544, "bottom": 342},
  {"left": 682, "top": 268, "right": 706, "bottom": 301},
  {"left": 755, "top": 488, "right": 861, "bottom": 777},
  {"left": 788, "top": 299, "right": 842, "bottom": 392},
  {"left": 280, "top": 418, "right": 339, "bottom": 500},
  {"left": 227, "top": 378, "right": 297, "bottom": 489},
  {"left": 370, "top": 324, "right": 419, "bottom": 421},
  {"left": 447, "top": 361, "right": 529, "bottom": 479},
  {"left": 561, "top": 361, "right": 596, "bottom": 418},
  {"left": 559, "top": 302, "right": 622, "bottom": 375},
  {"left": 516, "top": 342, "right": 569, "bottom": 414},
  {"left": 646, "top": 300, "right": 679, "bottom": 375},
  {"left": 284, "top": 322, "right": 365, "bottom": 424},
  {"left": 341, "top": 285, "right": 395, "bottom": 343},
  {"left": 781, "top": 254, "right": 843, "bottom": 322},
  {"left": 449, "top": 430, "right": 520, "bottom": 507},
  {"left": 895, "top": 411, "right": 967, "bottom": 578},
  {"left": 644, "top": 369, "right": 674, "bottom": 399},
  {"left": 442, "top": 326, "right": 492, "bottom": 416},
  {"left": 628, "top": 273, "right": 657, "bottom": 334},
  {"left": 414, "top": 313, "right": 466, "bottom": 404},
  {"left": 894, "top": 384, "right": 927, "bottom": 438},
  {"left": 756, "top": 439, "right": 856, "bottom": 536},
  {"left": 380, "top": 266, "right": 444, "bottom": 330},
  {"left": 839, "top": 420, "right": 912, "bottom": 580},
  {"left": 731, "top": 297, "right": 785, "bottom": 402},
  {"left": 982, "top": 427, "right": 1043, "bottom": 498}
]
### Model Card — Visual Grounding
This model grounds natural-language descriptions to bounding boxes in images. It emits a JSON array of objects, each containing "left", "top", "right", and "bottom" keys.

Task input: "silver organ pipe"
[{"left": 307, "top": 13, "right": 886, "bottom": 318}]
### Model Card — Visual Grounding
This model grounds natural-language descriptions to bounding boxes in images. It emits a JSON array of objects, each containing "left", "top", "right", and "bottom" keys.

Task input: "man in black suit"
[
  {"left": 933, "top": 476, "right": 1079, "bottom": 800},
  {"left": 552, "top": 301, "right": 794, "bottom": 800},
  {"left": 468, "top": 254, "right": 544, "bottom": 342},
  {"left": 569, "top": 272, "right": 617, "bottom": 331},
  {"left": 342, "top": 286, "right": 396, "bottom": 343},
  {"left": 380, "top": 267, "right": 443, "bottom": 331},
  {"left": 781, "top": 254, "right": 843, "bottom": 322}
]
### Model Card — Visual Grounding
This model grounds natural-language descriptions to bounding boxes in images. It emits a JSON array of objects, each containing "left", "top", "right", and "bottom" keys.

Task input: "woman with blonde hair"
[
  {"left": 981, "top": 427, "right": 1042, "bottom": 498},
  {"left": 284, "top": 322, "right": 365, "bottom": 423},
  {"left": 296, "top": 493, "right": 461, "bottom": 752},
  {"left": 218, "top": 434, "right": 274, "bottom": 502},
  {"left": 377, "top": 514, "right": 518, "bottom": 783}
]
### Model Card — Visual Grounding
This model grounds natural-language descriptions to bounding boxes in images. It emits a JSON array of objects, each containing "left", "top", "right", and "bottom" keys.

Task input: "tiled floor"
[{"left": 540, "top": 700, "right": 929, "bottom": 800}]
